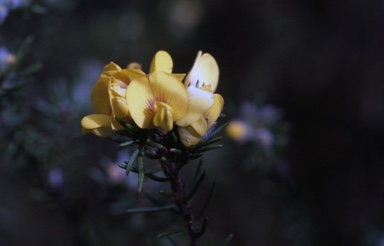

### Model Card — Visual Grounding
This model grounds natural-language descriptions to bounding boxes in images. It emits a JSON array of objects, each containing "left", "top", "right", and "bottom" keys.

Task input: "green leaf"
[
  {"left": 205, "top": 121, "right": 229, "bottom": 140},
  {"left": 195, "top": 159, "right": 203, "bottom": 179},
  {"left": 187, "top": 171, "right": 206, "bottom": 201},
  {"left": 126, "top": 148, "right": 140, "bottom": 176},
  {"left": 165, "top": 236, "right": 179, "bottom": 246},
  {"left": 144, "top": 148, "right": 159, "bottom": 159},
  {"left": 195, "top": 144, "right": 223, "bottom": 154},
  {"left": 118, "top": 163, "right": 127, "bottom": 169},
  {"left": 169, "top": 148, "right": 183, "bottom": 155},
  {"left": 111, "top": 134, "right": 131, "bottom": 144},
  {"left": 126, "top": 204, "right": 177, "bottom": 213},
  {"left": 197, "top": 180, "right": 216, "bottom": 220},
  {"left": 197, "top": 217, "right": 208, "bottom": 238},
  {"left": 156, "top": 226, "right": 186, "bottom": 239},
  {"left": 144, "top": 192, "right": 164, "bottom": 206},
  {"left": 189, "top": 153, "right": 203, "bottom": 160},
  {"left": 145, "top": 173, "right": 170, "bottom": 182},
  {"left": 170, "top": 131, "right": 178, "bottom": 143},
  {"left": 147, "top": 140, "right": 164, "bottom": 149},
  {"left": 114, "top": 117, "right": 139, "bottom": 131},
  {"left": 144, "top": 192, "right": 178, "bottom": 213},
  {"left": 222, "top": 233, "right": 234, "bottom": 246},
  {"left": 118, "top": 140, "right": 135, "bottom": 151},
  {"left": 201, "top": 136, "right": 223, "bottom": 146},
  {"left": 18, "top": 63, "right": 43, "bottom": 79},
  {"left": 159, "top": 190, "right": 174, "bottom": 198},
  {"left": 115, "top": 129, "right": 133, "bottom": 137},
  {"left": 137, "top": 154, "right": 144, "bottom": 193},
  {"left": 129, "top": 167, "right": 163, "bottom": 174}
]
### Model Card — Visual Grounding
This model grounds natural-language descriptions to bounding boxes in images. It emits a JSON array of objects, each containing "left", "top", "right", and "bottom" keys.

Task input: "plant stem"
[{"left": 160, "top": 159, "right": 200, "bottom": 246}]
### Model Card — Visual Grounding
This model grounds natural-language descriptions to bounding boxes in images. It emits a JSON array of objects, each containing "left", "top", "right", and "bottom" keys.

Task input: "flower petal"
[
  {"left": 111, "top": 97, "right": 129, "bottom": 119},
  {"left": 81, "top": 114, "right": 114, "bottom": 137},
  {"left": 153, "top": 101, "right": 174, "bottom": 131},
  {"left": 112, "top": 69, "right": 132, "bottom": 86},
  {"left": 190, "top": 116, "right": 208, "bottom": 137},
  {"left": 125, "top": 76, "right": 154, "bottom": 129},
  {"left": 125, "top": 69, "right": 146, "bottom": 79},
  {"left": 178, "top": 125, "right": 202, "bottom": 147},
  {"left": 81, "top": 114, "right": 111, "bottom": 129},
  {"left": 102, "top": 62, "right": 122, "bottom": 76},
  {"left": 149, "top": 71, "right": 188, "bottom": 121},
  {"left": 176, "top": 86, "right": 214, "bottom": 126},
  {"left": 127, "top": 62, "right": 142, "bottom": 70},
  {"left": 149, "top": 50, "right": 173, "bottom": 73},
  {"left": 91, "top": 76, "right": 111, "bottom": 114},
  {"left": 205, "top": 94, "right": 224, "bottom": 129},
  {"left": 184, "top": 51, "right": 219, "bottom": 93},
  {"left": 173, "top": 73, "right": 186, "bottom": 82},
  {"left": 91, "top": 127, "right": 115, "bottom": 137}
]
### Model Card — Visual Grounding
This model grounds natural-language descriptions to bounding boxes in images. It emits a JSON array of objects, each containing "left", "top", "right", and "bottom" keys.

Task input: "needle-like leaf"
[
  {"left": 137, "top": 154, "right": 144, "bottom": 193},
  {"left": 197, "top": 180, "right": 216, "bottom": 220},
  {"left": 187, "top": 171, "right": 206, "bottom": 201},
  {"left": 126, "top": 148, "right": 140, "bottom": 176},
  {"left": 157, "top": 226, "right": 186, "bottom": 239},
  {"left": 126, "top": 204, "right": 177, "bottom": 213}
]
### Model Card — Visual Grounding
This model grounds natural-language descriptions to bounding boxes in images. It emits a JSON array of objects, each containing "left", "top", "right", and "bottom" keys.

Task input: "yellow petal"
[
  {"left": 81, "top": 114, "right": 111, "bottom": 129},
  {"left": 178, "top": 125, "right": 202, "bottom": 147},
  {"left": 190, "top": 116, "right": 208, "bottom": 136},
  {"left": 125, "top": 76, "right": 154, "bottom": 129},
  {"left": 81, "top": 114, "right": 114, "bottom": 137},
  {"left": 110, "top": 97, "right": 131, "bottom": 130},
  {"left": 103, "top": 62, "right": 122, "bottom": 76},
  {"left": 112, "top": 70, "right": 132, "bottom": 86},
  {"left": 173, "top": 73, "right": 186, "bottom": 82},
  {"left": 91, "top": 127, "right": 115, "bottom": 137},
  {"left": 149, "top": 71, "right": 188, "bottom": 121},
  {"left": 205, "top": 94, "right": 224, "bottom": 129},
  {"left": 127, "top": 62, "right": 142, "bottom": 70},
  {"left": 176, "top": 86, "right": 214, "bottom": 126},
  {"left": 91, "top": 76, "right": 111, "bottom": 114},
  {"left": 111, "top": 97, "right": 129, "bottom": 119},
  {"left": 153, "top": 101, "right": 174, "bottom": 131},
  {"left": 109, "top": 77, "right": 125, "bottom": 98},
  {"left": 149, "top": 50, "right": 173, "bottom": 73},
  {"left": 125, "top": 69, "right": 146, "bottom": 79},
  {"left": 184, "top": 51, "right": 219, "bottom": 93}
]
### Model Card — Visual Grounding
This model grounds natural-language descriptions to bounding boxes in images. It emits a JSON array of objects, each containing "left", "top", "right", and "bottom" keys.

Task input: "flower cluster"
[
  {"left": 226, "top": 102, "right": 289, "bottom": 169},
  {"left": 226, "top": 103, "right": 281, "bottom": 149},
  {"left": 81, "top": 50, "right": 223, "bottom": 147}
]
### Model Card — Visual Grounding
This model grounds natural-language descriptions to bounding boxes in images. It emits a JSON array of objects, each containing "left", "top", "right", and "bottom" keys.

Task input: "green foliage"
[{"left": 112, "top": 116, "right": 229, "bottom": 244}]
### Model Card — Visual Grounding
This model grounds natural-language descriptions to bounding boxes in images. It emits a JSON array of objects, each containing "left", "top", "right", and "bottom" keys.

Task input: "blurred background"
[{"left": 1, "top": 0, "right": 384, "bottom": 245}]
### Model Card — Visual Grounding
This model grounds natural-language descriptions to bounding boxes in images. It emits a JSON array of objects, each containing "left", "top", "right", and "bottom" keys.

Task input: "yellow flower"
[
  {"left": 177, "top": 51, "right": 224, "bottom": 147},
  {"left": 81, "top": 50, "right": 223, "bottom": 141},
  {"left": 226, "top": 120, "right": 248, "bottom": 141},
  {"left": 125, "top": 68, "right": 189, "bottom": 132},
  {"left": 81, "top": 61, "right": 145, "bottom": 137}
]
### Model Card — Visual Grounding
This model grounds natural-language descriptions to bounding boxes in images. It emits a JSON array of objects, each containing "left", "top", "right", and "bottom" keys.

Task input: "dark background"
[{"left": 1, "top": 0, "right": 384, "bottom": 245}]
